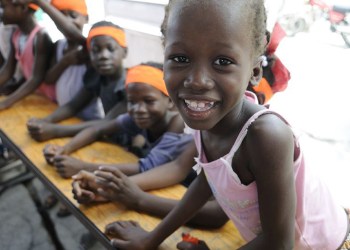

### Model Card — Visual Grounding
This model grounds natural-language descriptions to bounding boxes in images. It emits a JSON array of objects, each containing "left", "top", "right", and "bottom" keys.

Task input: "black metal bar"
[{"left": 0, "top": 129, "right": 114, "bottom": 250}]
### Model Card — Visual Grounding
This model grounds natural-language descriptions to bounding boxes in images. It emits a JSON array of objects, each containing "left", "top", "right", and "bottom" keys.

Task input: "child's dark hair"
[
  {"left": 141, "top": 61, "right": 163, "bottom": 71},
  {"left": 91, "top": 20, "right": 124, "bottom": 31},
  {"left": 161, "top": 0, "right": 268, "bottom": 56}
]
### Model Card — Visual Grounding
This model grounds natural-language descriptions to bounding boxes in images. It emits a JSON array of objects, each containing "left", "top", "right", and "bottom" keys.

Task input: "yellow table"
[{"left": 0, "top": 94, "right": 245, "bottom": 249}]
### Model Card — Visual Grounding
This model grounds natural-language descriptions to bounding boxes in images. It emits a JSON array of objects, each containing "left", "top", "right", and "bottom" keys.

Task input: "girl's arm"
[
  {"left": 239, "top": 115, "right": 296, "bottom": 250},
  {"left": 0, "top": 30, "right": 52, "bottom": 109},
  {"left": 32, "top": 0, "right": 86, "bottom": 44},
  {"left": 109, "top": 171, "right": 213, "bottom": 249}
]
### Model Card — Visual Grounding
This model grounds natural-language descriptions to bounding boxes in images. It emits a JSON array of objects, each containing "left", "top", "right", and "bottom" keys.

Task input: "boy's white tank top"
[{"left": 192, "top": 108, "right": 347, "bottom": 249}]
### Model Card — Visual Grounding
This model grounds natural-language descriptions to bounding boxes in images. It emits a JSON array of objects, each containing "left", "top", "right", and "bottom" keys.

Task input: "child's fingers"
[
  {"left": 53, "top": 155, "right": 67, "bottom": 164},
  {"left": 94, "top": 171, "right": 123, "bottom": 188},
  {"left": 98, "top": 166, "right": 127, "bottom": 180},
  {"left": 72, "top": 181, "right": 82, "bottom": 196},
  {"left": 110, "top": 239, "right": 128, "bottom": 248}
]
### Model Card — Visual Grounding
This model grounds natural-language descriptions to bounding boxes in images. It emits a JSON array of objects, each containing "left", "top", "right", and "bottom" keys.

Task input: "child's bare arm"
[
  {"left": 31, "top": 0, "right": 86, "bottom": 44},
  {"left": 0, "top": 30, "right": 52, "bottom": 109},
  {"left": 104, "top": 100, "right": 128, "bottom": 120},
  {"left": 239, "top": 116, "right": 295, "bottom": 250},
  {"left": 0, "top": 43, "right": 16, "bottom": 87},
  {"left": 129, "top": 141, "right": 197, "bottom": 190},
  {"left": 43, "top": 87, "right": 93, "bottom": 123},
  {"left": 45, "top": 46, "right": 89, "bottom": 84},
  {"left": 59, "top": 118, "right": 122, "bottom": 154},
  {"left": 108, "top": 171, "right": 213, "bottom": 249}
]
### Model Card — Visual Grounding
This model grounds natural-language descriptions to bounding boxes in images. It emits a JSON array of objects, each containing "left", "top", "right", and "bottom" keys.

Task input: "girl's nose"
[{"left": 184, "top": 65, "right": 214, "bottom": 90}]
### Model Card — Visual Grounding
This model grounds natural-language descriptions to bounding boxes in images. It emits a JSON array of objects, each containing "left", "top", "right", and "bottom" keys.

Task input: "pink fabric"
[
  {"left": 12, "top": 26, "right": 56, "bottom": 101},
  {"left": 192, "top": 99, "right": 347, "bottom": 249}
]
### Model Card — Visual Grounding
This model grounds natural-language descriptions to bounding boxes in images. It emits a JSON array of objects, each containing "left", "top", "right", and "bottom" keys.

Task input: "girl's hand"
[
  {"left": 71, "top": 170, "right": 108, "bottom": 204},
  {"left": 43, "top": 144, "right": 64, "bottom": 165},
  {"left": 105, "top": 221, "right": 153, "bottom": 250},
  {"left": 93, "top": 166, "right": 144, "bottom": 208},
  {"left": 53, "top": 155, "right": 86, "bottom": 178}
]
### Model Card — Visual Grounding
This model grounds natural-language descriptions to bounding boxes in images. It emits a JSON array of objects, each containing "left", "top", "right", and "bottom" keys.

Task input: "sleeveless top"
[
  {"left": 12, "top": 25, "right": 56, "bottom": 101},
  {"left": 55, "top": 39, "right": 104, "bottom": 120},
  {"left": 192, "top": 109, "right": 347, "bottom": 250}
]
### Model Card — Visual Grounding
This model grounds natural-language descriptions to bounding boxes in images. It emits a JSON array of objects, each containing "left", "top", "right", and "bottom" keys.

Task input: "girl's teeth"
[{"left": 184, "top": 100, "right": 214, "bottom": 111}]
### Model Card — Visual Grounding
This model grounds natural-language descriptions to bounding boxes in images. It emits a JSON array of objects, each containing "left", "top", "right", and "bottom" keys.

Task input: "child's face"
[
  {"left": 126, "top": 83, "right": 171, "bottom": 130},
  {"left": 89, "top": 36, "right": 126, "bottom": 76},
  {"left": 163, "top": 1, "right": 259, "bottom": 131},
  {"left": 60, "top": 10, "right": 87, "bottom": 33}
]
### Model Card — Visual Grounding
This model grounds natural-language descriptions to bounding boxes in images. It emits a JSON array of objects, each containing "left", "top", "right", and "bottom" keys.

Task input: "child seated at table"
[
  {"left": 27, "top": 20, "right": 128, "bottom": 141},
  {"left": 43, "top": 62, "right": 194, "bottom": 178},
  {"left": 0, "top": 1, "right": 54, "bottom": 110},
  {"left": 41, "top": 0, "right": 104, "bottom": 121}
]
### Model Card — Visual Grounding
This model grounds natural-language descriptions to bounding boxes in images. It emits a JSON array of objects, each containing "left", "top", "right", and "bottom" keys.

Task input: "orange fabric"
[
  {"left": 126, "top": 65, "right": 168, "bottom": 96},
  {"left": 51, "top": 0, "right": 88, "bottom": 16},
  {"left": 86, "top": 26, "right": 127, "bottom": 49},
  {"left": 253, "top": 77, "right": 273, "bottom": 103},
  {"left": 28, "top": 3, "right": 39, "bottom": 10}
]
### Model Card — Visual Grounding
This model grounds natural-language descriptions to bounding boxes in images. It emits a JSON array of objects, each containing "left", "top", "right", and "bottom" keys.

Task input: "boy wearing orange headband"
[
  {"left": 27, "top": 19, "right": 129, "bottom": 142},
  {"left": 0, "top": 0, "right": 53, "bottom": 110},
  {"left": 27, "top": 0, "right": 104, "bottom": 122},
  {"left": 41, "top": 62, "right": 193, "bottom": 178}
]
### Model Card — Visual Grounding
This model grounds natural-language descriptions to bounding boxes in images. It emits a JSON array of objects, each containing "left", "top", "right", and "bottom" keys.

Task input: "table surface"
[{"left": 0, "top": 94, "right": 245, "bottom": 249}]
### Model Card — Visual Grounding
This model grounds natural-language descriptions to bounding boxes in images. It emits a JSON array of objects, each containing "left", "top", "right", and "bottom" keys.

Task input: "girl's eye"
[
  {"left": 214, "top": 58, "right": 233, "bottom": 66},
  {"left": 172, "top": 56, "right": 189, "bottom": 63}
]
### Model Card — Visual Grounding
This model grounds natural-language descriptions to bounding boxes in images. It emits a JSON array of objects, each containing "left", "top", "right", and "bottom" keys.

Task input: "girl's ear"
[{"left": 250, "top": 59, "right": 263, "bottom": 86}]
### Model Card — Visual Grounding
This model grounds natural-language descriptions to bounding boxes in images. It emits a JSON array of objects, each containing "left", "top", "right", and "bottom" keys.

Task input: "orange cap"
[
  {"left": 87, "top": 26, "right": 127, "bottom": 49},
  {"left": 253, "top": 77, "right": 273, "bottom": 103},
  {"left": 28, "top": 3, "right": 39, "bottom": 10},
  {"left": 51, "top": 0, "right": 88, "bottom": 16},
  {"left": 126, "top": 65, "right": 168, "bottom": 96}
]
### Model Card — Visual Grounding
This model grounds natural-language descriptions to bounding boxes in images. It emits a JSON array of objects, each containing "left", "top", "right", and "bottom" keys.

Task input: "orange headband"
[
  {"left": 87, "top": 26, "right": 127, "bottom": 49},
  {"left": 126, "top": 65, "right": 168, "bottom": 96},
  {"left": 51, "top": 0, "right": 88, "bottom": 16},
  {"left": 253, "top": 77, "right": 273, "bottom": 103},
  {"left": 28, "top": 3, "right": 39, "bottom": 10}
]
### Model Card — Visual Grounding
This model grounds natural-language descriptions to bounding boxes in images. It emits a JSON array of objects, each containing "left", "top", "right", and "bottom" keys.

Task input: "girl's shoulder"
[{"left": 244, "top": 109, "right": 294, "bottom": 156}]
